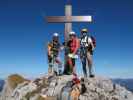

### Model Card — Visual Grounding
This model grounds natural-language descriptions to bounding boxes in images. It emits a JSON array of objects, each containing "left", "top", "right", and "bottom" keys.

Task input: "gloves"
[{"left": 68, "top": 54, "right": 78, "bottom": 59}]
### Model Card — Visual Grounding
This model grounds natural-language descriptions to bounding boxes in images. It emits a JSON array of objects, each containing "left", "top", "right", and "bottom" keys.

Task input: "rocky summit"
[{"left": 0, "top": 74, "right": 133, "bottom": 100}]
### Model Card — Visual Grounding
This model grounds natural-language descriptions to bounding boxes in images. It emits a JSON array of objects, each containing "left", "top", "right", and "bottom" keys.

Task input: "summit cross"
[{"left": 46, "top": 3, "right": 92, "bottom": 41}]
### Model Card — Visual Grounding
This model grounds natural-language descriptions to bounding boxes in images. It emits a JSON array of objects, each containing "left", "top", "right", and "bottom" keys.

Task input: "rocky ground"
[{"left": 0, "top": 74, "right": 133, "bottom": 100}]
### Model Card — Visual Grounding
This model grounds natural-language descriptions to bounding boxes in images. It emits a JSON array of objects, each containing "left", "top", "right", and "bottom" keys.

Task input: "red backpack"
[{"left": 91, "top": 36, "right": 96, "bottom": 48}]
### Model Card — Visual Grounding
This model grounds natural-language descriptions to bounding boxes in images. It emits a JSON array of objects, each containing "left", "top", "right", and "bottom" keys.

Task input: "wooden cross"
[{"left": 46, "top": 4, "right": 92, "bottom": 41}]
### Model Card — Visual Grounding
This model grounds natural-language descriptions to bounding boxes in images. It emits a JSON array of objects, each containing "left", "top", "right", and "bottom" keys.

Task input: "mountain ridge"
[
  {"left": 112, "top": 78, "right": 133, "bottom": 92},
  {"left": 0, "top": 74, "right": 133, "bottom": 100},
  {"left": 0, "top": 79, "right": 4, "bottom": 92}
]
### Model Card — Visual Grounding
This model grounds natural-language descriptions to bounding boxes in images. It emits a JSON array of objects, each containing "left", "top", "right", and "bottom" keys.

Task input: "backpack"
[{"left": 90, "top": 36, "right": 96, "bottom": 48}]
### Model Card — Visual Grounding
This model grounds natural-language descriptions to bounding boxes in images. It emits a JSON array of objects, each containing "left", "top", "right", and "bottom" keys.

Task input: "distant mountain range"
[
  {"left": 112, "top": 79, "right": 133, "bottom": 92},
  {"left": 0, "top": 79, "right": 5, "bottom": 92}
]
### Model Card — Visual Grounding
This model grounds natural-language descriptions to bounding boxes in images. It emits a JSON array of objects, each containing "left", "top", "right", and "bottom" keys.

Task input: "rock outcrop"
[{"left": 0, "top": 74, "right": 133, "bottom": 100}]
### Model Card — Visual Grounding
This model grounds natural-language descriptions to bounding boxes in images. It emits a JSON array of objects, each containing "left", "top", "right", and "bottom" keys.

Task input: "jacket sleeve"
[
  {"left": 73, "top": 38, "right": 80, "bottom": 54},
  {"left": 47, "top": 43, "right": 52, "bottom": 56}
]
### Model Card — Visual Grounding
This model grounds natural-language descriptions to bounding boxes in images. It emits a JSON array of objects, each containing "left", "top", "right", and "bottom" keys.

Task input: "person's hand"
[
  {"left": 60, "top": 46, "right": 64, "bottom": 50},
  {"left": 48, "top": 52, "right": 51, "bottom": 56},
  {"left": 68, "top": 53, "right": 73, "bottom": 58},
  {"left": 68, "top": 53, "right": 78, "bottom": 59},
  {"left": 80, "top": 54, "right": 83, "bottom": 59},
  {"left": 71, "top": 53, "right": 74, "bottom": 57}
]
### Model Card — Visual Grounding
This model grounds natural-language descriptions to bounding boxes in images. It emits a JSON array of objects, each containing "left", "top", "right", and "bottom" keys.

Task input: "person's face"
[
  {"left": 53, "top": 37, "right": 59, "bottom": 41},
  {"left": 70, "top": 35, "right": 74, "bottom": 40},
  {"left": 81, "top": 32, "right": 87, "bottom": 37}
]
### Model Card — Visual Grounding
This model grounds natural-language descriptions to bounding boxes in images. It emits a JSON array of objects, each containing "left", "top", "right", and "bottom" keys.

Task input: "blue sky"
[{"left": 0, "top": 0, "right": 133, "bottom": 79}]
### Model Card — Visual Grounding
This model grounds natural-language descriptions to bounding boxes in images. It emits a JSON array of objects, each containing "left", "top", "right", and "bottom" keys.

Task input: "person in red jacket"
[{"left": 64, "top": 31, "right": 80, "bottom": 75}]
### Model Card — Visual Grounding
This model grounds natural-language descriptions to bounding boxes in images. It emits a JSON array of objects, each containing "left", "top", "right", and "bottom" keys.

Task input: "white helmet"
[
  {"left": 53, "top": 33, "right": 59, "bottom": 37},
  {"left": 69, "top": 31, "right": 75, "bottom": 35}
]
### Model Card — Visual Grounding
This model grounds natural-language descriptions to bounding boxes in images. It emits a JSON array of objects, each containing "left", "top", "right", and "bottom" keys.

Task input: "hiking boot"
[
  {"left": 83, "top": 74, "right": 87, "bottom": 78},
  {"left": 73, "top": 73, "right": 77, "bottom": 77},
  {"left": 54, "top": 71, "right": 58, "bottom": 76},
  {"left": 89, "top": 74, "right": 95, "bottom": 78},
  {"left": 81, "top": 83, "right": 87, "bottom": 94}
]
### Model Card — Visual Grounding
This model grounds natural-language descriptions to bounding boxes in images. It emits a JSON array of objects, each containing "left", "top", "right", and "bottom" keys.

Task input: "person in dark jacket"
[{"left": 47, "top": 33, "right": 62, "bottom": 75}]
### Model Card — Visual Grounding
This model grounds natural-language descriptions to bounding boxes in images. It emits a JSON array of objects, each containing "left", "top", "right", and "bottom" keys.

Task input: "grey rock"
[{"left": 0, "top": 75, "right": 133, "bottom": 100}]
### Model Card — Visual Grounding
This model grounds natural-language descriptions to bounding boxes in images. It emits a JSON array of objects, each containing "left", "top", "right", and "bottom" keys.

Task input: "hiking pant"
[
  {"left": 48, "top": 55, "right": 62, "bottom": 75},
  {"left": 64, "top": 56, "right": 75, "bottom": 75},
  {"left": 68, "top": 57, "right": 76, "bottom": 74},
  {"left": 81, "top": 51, "right": 93, "bottom": 77}
]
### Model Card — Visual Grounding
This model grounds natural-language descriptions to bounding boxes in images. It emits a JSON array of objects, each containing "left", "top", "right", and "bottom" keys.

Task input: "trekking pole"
[
  {"left": 52, "top": 40, "right": 54, "bottom": 75},
  {"left": 80, "top": 58, "right": 84, "bottom": 77},
  {"left": 52, "top": 55, "right": 55, "bottom": 75}
]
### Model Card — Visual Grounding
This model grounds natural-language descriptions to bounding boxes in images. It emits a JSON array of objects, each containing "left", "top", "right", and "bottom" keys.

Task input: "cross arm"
[{"left": 45, "top": 16, "right": 92, "bottom": 23}]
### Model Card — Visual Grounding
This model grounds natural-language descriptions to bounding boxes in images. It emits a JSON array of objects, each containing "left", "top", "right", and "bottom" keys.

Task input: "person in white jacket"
[{"left": 80, "top": 28, "right": 95, "bottom": 78}]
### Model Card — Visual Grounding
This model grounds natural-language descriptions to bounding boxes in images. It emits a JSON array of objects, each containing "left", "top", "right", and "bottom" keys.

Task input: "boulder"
[{"left": 0, "top": 74, "right": 133, "bottom": 100}]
